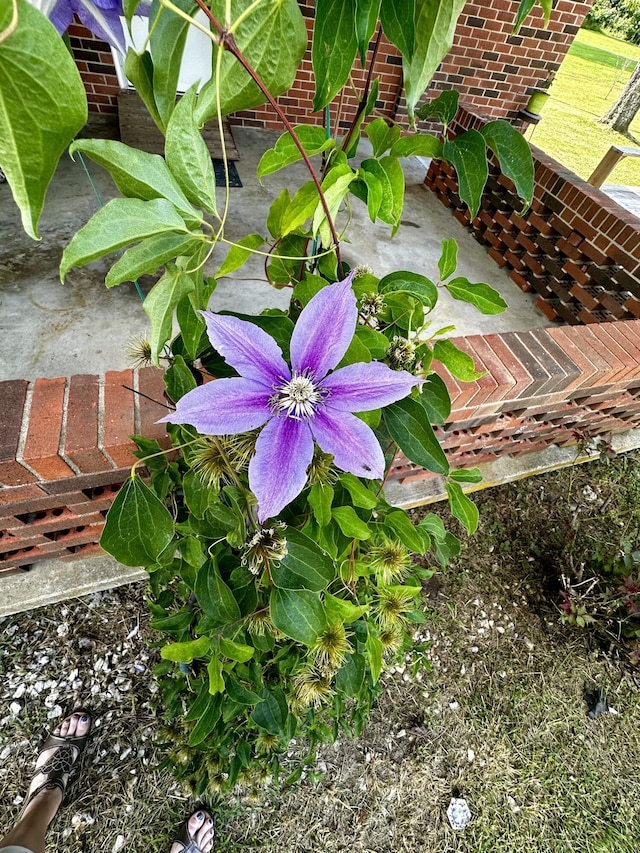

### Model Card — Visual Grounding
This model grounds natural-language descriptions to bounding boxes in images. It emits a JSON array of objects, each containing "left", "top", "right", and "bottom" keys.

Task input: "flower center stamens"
[{"left": 271, "top": 370, "right": 327, "bottom": 419}]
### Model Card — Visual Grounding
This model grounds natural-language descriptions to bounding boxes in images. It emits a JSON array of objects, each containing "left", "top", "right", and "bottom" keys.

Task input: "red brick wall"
[
  {"left": 425, "top": 105, "right": 640, "bottom": 324},
  {"left": 69, "top": 21, "right": 120, "bottom": 114},
  {"left": 0, "top": 368, "right": 169, "bottom": 574},
  {"left": 71, "top": 0, "right": 592, "bottom": 124}
]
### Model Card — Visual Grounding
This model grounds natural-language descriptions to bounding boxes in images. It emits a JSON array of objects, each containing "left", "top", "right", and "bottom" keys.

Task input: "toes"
[
  {"left": 66, "top": 712, "right": 91, "bottom": 738},
  {"left": 187, "top": 811, "right": 214, "bottom": 851},
  {"left": 187, "top": 810, "right": 207, "bottom": 838}
]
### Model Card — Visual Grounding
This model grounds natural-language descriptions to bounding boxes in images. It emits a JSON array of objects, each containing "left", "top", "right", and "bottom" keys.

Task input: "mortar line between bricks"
[
  {"left": 133, "top": 368, "right": 141, "bottom": 437},
  {"left": 59, "top": 377, "right": 82, "bottom": 476},
  {"left": 97, "top": 373, "right": 117, "bottom": 468},
  {"left": 15, "top": 381, "right": 40, "bottom": 481}
]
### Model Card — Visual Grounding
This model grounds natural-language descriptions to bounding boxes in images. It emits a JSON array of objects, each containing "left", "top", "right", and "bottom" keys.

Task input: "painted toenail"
[
  {"left": 81, "top": 715, "right": 88, "bottom": 722},
  {"left": 207, "top": 818, "right": 213, "bottom": 826},
  {"left": 196, "top": 812, "right": 204, "bottom": 821}
]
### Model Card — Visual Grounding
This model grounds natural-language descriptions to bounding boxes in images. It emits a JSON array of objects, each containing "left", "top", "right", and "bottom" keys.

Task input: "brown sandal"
[{"left": 21, "top": 709, "right": 93, "bottom": 818}]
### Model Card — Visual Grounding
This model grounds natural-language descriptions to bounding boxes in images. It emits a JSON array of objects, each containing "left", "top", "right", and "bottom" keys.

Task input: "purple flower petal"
[
  {"left": 323, "top": 362, "right": 421, "bottom": 412},
  {"left": 71, "top": 0, "right": 126, "bottom": 52},
  {"left": 310, "top": 408, "right": 385, "bottom": 480},
  {"left": 249, "top": 415, "right": 314, "bottom": 522},
  {"left": 43, "top": 0, "right": 73, "bottom": 35},
  {"left": 201, "top": 312, "right": 290, "bottom": 388},
  {"left": 289, "top": 273, "right": 357, "bottom": 379},
  {"left": 158, "top": 378, "right": 271, "bottom": 434}
]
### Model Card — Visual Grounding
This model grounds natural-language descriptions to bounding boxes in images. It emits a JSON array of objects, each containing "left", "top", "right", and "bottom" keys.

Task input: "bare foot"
[
  {"left": 170, "top": 810, "right": 215, "bottom": 853},
  {"left": 21, "top": 711, "right": 92, "bottom": 827}
]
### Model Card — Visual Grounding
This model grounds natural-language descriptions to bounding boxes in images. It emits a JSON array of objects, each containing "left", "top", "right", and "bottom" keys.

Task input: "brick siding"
[
  {"left": 425, "top": 105, "right": 640, "bottom": 323},
  {"left": 71, "top": 0, "right": 593, "bottom": 124}
]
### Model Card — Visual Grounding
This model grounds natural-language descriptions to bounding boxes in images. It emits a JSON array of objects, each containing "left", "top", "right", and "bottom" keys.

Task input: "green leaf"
[
  {"left": 513, "top": 0, "right": 550, "bottom": 31},
  {"left": 183, "top": 470, "right": 215, "bottom": 519},
  {"left": 207, "top": 655, "right": 225, "bottom": 694},
  {"left": 380, "top": 155, "right": 405, "bottom": 231},
  {"left": 215, "top": 234, "right": 265, "bottom": 278},
  {"left": 355, "top": 326, "right": 389, "bottom": 360},
  {"left": 144, "top": 265, "right": 196, "bottom": 364},
  {"left": 196, "top": 0, "right": 306, "bottom": 122},
  {"left": 337, "top": 332, "right": 372, "bottom": 368},
  {"left": 195, "top": 560, "right": 241, "bottom": 626},
  {"left": 449, "top": 467, "right": 483, "bottom": 484},
  {"left": 433, "top": 339, "right": 486, "bottom": 381},
  {"left": 164, "top": 354, "right": 197, "bottom": 402},
  {"left": 165, "top": 85, "right": 218, "bottom": 215},
  {"left": 176, "top": 297, "right": 206, "bottom": 362},
  {"left": 124, "top": 49, "right": 163, "bottom": 130},
  {"left": 480, "top": 119, "right": 534, "bottom": 211},
  {"left": 379, "top": 270, "right": 438, "bottom": 310},
  {"left": 60, "top": 198, "right": 189, "bottom": 281},
  {"left": 272, "top": 528, "right": 335, "bottom": 592},
  {"left": 438, "top": 238, "right": 458, "bottom": 281},
  {"left": 184, "top": 681, "right": 211, "bottom": 720},
  {"left": 344, "top": 79, "right": 379, "bottom": 160},
  {"left": 312, "top": 0, "right": 359, "bottom": 111},
  {"left": 308, "top": 483, "right": 334, "bottom": 527},
  {"left": 266, "top": 189, "right": 291, "bottom": 239},
  {"left": 312, "top": 164, "right": 357, "bottom": 240},
  {"left": 151, "top": 607, "right": 193, "bottom": 633},
  {"left": 384, "top": 510, "right": 429, "bottom": 554},
  {"left": 219, "top": 638, "right": 254, "bottom": 663},
  {"left": 360, "top": 159, "right": 393, "bottom": 223},
  {"left": 69, "top": 139, "right": 197, "bottom": 220},
  {"left": 324, "top": 593, "right": 369, "bottom": 623},
  {"left": 445, "top": 481, "right": 479, "bottom": 535},
  {"left": 365, "top": 117, "right": 401, "bottom": 158},
  {"left": 161, "top": 635, "right": 210, "bottom": 663},
  {"left": 281, "top": 181, "right": 319, "bottom": 236},
  {"left": 226, "top": 674, "right": 262, "bottom": 705},
  {"left": 365, "top": 630, "right": 383, "bottom": 684},
  {"left": 149, "top": 0, "right": 198, "bottom": 130},
  {"left": 444, "top": 277, "right": 508, "bottom": 315},
  {"left": 340, "top": 473, "right": 378, "bottom": 509},
  {"left": 250, "top": 689, "right": 288, "bottom": 735},
  {"left": 403, "top": 0, "right": 467, "bottom": 123},
  {"left": 257, "top": 126, "right": 335, "bottom": 179},
  {"left": 442, "top": 129, "right": 488, "bottom": 218},
  {"left": 270, "top": 588, "right": 327, "bottom": 645},
  {"left": 383, "top": 398, "right": 449, "bottom": 475},
  {"left": 336, "top": 652, "right": 366, "bottom": 696},
  {"left": 105, "top": 233, "right": 203, "bottom": 289},
  {"left": 332, "top": 506, "right": 373, "bottom": 540},
  {"left": 179, "top": 535, "right": 206, "bottom": 568},
  {"left": 389, "top": 134, "right": 443, "bottom": 159},
  {"left": 359, "top": 169, "right": 383, "bottom": 221},
  {"left": 415, "top": 89, "right": 460, "bottom": 125},
  {"left": 355, "top": 0, "right": 382, "bottom": 64},
  {"left": 380, "top": 0, "right": 415, "bottom": 59},
  {"left": 101, "top": 474, "right": 174, "bottom": 567},
  {"left": 419, "top": 374, "right": 451, "bottom": 425},
  {"left": 187, "top": 693, "right": 222, "bottom": 745},
  {"left": 0, "top": 0, "right": 87, "bottom": 239}
]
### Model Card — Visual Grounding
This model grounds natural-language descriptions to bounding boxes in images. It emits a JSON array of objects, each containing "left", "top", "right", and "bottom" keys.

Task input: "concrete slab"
[{"left": 0, "top": 126, "right": 549, "bottom": 383}]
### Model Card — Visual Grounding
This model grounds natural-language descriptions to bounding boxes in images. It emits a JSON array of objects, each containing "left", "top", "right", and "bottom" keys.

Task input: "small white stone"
[
  {"left": 471, "top": 646, "right": 479, "bottom": 653},
  {"left": 112, "top": 835, "right": 125, "bottom": 852},
  {"left": 467, "top": 748, "right": 475, "bottom": 763},
  {"left": 449, "top": 701, "right": 460, "bottom": 711},
  {"left": 56, "top": 623, "right": 69, "bottom": 637},
  {"left": 524, "top": 638, "right": 535, "bottom": 651},
  {"left": 496, "top": 626, "right": 505, "bottom": 634},
  {"left": 396, "top": 729, "right": 406, "bottom": 738},
  {"left": 12, "top": 795, "right": 24, "bottom": 806},
  {"left": 9, "top": 702, "right": 22, "bottom": 715},
  {"left": 47, "top": 706, "right": 63, "bottom": 720}
]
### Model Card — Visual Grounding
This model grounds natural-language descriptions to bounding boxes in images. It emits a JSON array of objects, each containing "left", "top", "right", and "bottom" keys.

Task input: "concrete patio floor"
[
  {"left": 0, "top": 124, "right": 554, "bottom": 614},
  {"left": 0, "top": 126, "right": 549, "bottom": 383}
]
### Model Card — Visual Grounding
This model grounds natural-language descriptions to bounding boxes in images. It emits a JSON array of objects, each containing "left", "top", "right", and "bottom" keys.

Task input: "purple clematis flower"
[
  {"left": 28, "top": 0, "right": 127, "bottom": 53},
  {"left": 161, "top": 274, "right": 422, "bottom": 522}
]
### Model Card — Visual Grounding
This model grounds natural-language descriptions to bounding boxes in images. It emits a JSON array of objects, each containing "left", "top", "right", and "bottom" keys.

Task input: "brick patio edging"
[{"left": 4, "top": 322, "right": 640, "bottom": 574}]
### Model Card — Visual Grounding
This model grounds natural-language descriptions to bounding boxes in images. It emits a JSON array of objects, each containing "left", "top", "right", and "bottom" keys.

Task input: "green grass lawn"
[{"left": 526, "top": 28, "right": 640, "bottom": 185}]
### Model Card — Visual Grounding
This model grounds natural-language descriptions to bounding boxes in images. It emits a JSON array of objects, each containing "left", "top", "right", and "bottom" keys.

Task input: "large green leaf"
[
  {"left": 250, "top": 689, "right": 288, "bottom": 735},
  {"left": 313, "top": 165, "right": 357, "bottom": 243},
  {"left": 360, "top": 159, "right": 393, "bottom": 223},
  {"left": 0, "top": 0, "right": 87, "bottom": 239},
  {"left": 194, "top": 559, "right": 241, "bottom": 626},
  {"left": 336, "top": 652, "right": 366, "bottom": 696},
  {"left": 165, "top": 86, "right": 218, "bottom": 215},
  {"left": 444, "top": 277, "right": 508, "bottom": 315},
  {"left": 196, "top": 0, "right": 306, "bottom": 122},
  {"left": 389, "top": 134, "right": 443, "bottom": 159},
  {"left": 143, "top": 265, "right": 196, "bottom": 363},
  {"left": 432, "top": 339, "right": 486, "bottom": 381},
  {"left": 365, "top": 117, "right": 401, "bottom": 158},
  {"left": 270, "top": 588, "right": 327, "bottom": 645},
  {"left": 514, "top": 0, "right": 551, "bottom": 31},
  {"left": 161, "top": 635, "right": 210, "bottom": 663},
  {"left": 403, "top": 0, "right": 467, "bottom": 124},
  {"left": 149, "top": 0, "right": 198, "bottom": 130},
  {"left": 101, "top": 474, "right": 174, "bottom": 567},
  {"left": 257, "top": 126, "right": 335, "bottom": 179},
  {"left": 384, "top": 510, "right": 430, "bottom": 553},
  {"left": 383, "top": 398, "right": 449, "bottom": 474},
  {"left": 312, "top": 0, "right": 358, "bottom": 111},
  {"left": 365, "top": 630, "right": 383, "bottom": 684},
  {"left": 380, "top": 155, "right": 405, "bottom": 231},
  {"left": 281, "top": 181, "right": 319, "bottom": 236},
  {"left": 442, "top": 129, "right": 488, "bottom": 218},
  {"left": 380, "top": 0, "right": 415, "bottom": 59},
  {"left": 187, "top": 694, "right": 222, "bottom": 745},
  {"left": 438, "top": 238, "right": 458, "bottom": 281},
  {"left": 123, "top": 49, "right": 163, "bottom": 130},
  {"left": 69, "top": 138, "right": 198, "bottom": 220},
  {"left": 415, "top": 89, "right": 460, "bottom": 125},
  {"left": 308, "top": 483, "right": 334, "bottom": 526},
  {"left": 379, "top": 270, "right": 438, "bottom": 310},
  {"left": 355, "top": 0, "right": 382, "bottom": 65},
  {"left": 340, "top": 473, "right": 378, "bottom": 509},
  {"left": 419, "top": 374, "right": 451, "bottom": 424},
  {"left": 332, "top": 506, "right": 373, "bottom": 540},
  {"left": 60, "top": 198, "right": 189, "bottom": 281},
  {"left": 271, "top": 529, "right": 335, "bottom": 592},
  {"left": 445, "top": 481, "right": 479, "bottom": 535},
  {"left": 105, "top": 232, "right": 204, "bottom": 288},
  {"left": 480, "top": 119, "right": 534, "bottom": 211}
]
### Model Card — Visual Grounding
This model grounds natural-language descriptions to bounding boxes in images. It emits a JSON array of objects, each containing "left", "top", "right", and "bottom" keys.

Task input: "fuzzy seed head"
[
  {"left": 291, "top": 666, "right": 333, "bottom": 711},
  {"left": 243, "top": 524, "right": 288, "bottom": 575},
  {"left": 386, "top": 336, "right": 416, "bottom": 371},
  {"left": 311, "top": 622, "right": 353, "bottom": 674},
  {"left": 127, "top": 334, "right": 153, "bottom": 368},
  {"left": 368, "top": 539, "right": 412, "bottom": 584},
  {"left": 307, "top": 449, "right": 337, "bottom": 486},
  {"left": 359, "top": 292, "right": 385, "bottom": 320},
  {"left": 246, "top": 609, "right": 277, "bottom": 637},
  {"left": 376, "top": 587, "right": 416, "bottom": 628},
  {"left": 190, "top": 436, "right": 233, "bottom": 490}
]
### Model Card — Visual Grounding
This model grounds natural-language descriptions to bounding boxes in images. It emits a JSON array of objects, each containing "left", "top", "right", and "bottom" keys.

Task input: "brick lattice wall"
[
  {"left": 0, "top": 368, "right": 169, "bottom": 574},
  {"left": 70, "top": 0, "right": 592, "bottom": 124},
  {"left": 425, "top": 105, "right": 640, "bottom": 324}
]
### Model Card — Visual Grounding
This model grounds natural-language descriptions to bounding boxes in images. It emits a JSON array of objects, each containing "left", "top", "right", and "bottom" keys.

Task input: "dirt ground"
[{"left": 1, "top": 453, "right": 639, "bottom": 853}]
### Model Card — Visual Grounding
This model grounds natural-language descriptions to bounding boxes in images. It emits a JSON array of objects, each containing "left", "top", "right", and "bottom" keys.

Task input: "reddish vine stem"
[
  {"left": 340, "top": 26, "right": 383, "bottom": 157},
  {"left": 194, "top": 0, "right": 342, "bottom": 270}
]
